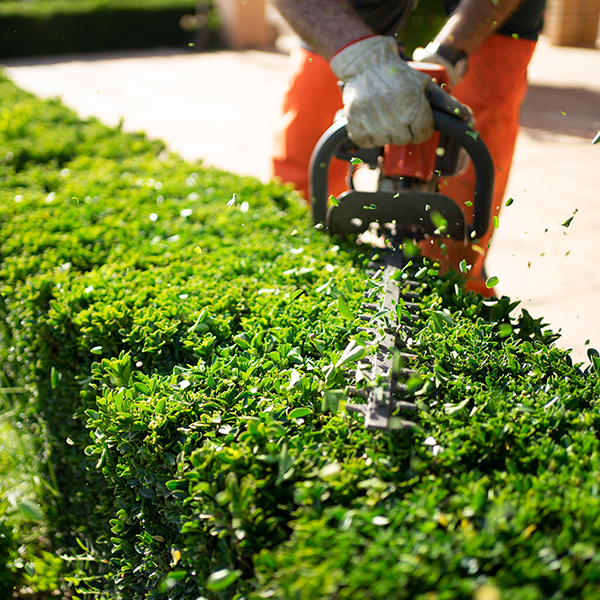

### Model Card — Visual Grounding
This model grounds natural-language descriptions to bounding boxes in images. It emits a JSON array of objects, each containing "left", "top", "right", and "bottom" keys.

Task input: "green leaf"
[
  {"left": 485, "top": 276, "right": 499, "bottom": 289},
  {"left": 50, "top": 366, "right": 60, "bottom": 389},
  {"left": 406, "top": 376, "right": 423, "bottom": 392},
  {"left": 318, "top": 462, "right": 341, "bottom": 479},
  {"left": 337, "top": 296, "right": 355, "bottom": 320},
  {"left": 335, "top": 340, "right": 366, "bottom": 367},
  {"left": 133, "top": 382, "right": 150, "bottom": 395},
  {"left": 19, "top": 499, "right": 44, "bottom": 521},
  {"left": 444, "top": 397, "right": 470, "bottom": 415},
  {"left": 206, "top": 569, "right": 242, "bottom": 592},
  {"left": 588, "top": 348, "right": 600, "bottom": 375},
  {"left": 593, "top": 131, "right": 600, "bottom": 145},
  {"left": 328, "top": 194, "right": 339, "bottom": 207},
  {"left": 505, "top": 197, "right": 514, "bottom": 207},
  {"left": 430, "top": 210, "right": 448, "bottom": 235},
  {"left": 90, "top": 346, "right": 103, "bottom": 355},
  {"left": 350, "top": 157, "right": 363, "bottom": 165},
  {"left": 166, "top": 570, "right": 187, "bottom": 581},
  {"left": 289, "top": 406, "right": 311, "bottom": 419}
]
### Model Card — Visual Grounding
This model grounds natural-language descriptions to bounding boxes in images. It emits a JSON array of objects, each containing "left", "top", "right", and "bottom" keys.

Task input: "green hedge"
[
  {"left": 0, "top": 0, "right": 216, "bottom": 59},
  {"left": 2, "top": 70, "right": 600, "bottom": 600}
]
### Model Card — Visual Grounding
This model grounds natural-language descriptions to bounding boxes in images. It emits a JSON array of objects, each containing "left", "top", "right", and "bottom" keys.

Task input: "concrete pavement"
[{"left": 2, "top": 36, "right": 600, "bottom": 364}]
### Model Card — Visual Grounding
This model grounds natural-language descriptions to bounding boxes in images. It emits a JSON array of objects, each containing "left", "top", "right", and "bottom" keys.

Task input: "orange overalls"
[{"left": 272, "top": 34, "right": 537, "bottom": 296}]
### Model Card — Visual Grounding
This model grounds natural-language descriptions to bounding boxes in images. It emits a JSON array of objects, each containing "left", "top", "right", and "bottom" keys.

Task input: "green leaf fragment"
[
  {"left": 444, "top": 397, "right": 470, "bottom": 415},
  {"left": 485, "top": 276, "right": 499, "bottom": 289},
  {"left": 337, "top": 296, "right": 355, "bottom": 320},
  {"left": 406, "top": 376, "right": 423, "bottom": 392},
  {"left": 505, "top": 197, "right": 514, "bottom": 207},
  {"left": 329, "top": 195, "right": 339, "bottom": 207},
  {"left": 19, "top": 499, "right": 44, "bottom": 521},
  {"left": 206, "top": 569, "right": 241, "bottom": 591},
  {"left": 319, "top": 462, "right": 341, "bottom": 479},
  {"left": 350, "top": 157, "right": 363, "bottom": 165},
  {"left": 593, "top": 131, "right": 600, "bottom": 145},
  {"left": 289, "top": 406, "right": 311, "bottom": 419},
  {"left": 50, "top": 366, "right": 59, "bottom": 389},
  {"left": 560, "top": 209, "right": 578, "bottom": 228},
  {"left": 493, "top": 215, "right": 499, "bottom": 229},
  {"left": 335, "top": 340, "right": 366, "bottom": 367},
  {"left": 588, "top": 348, "right": 600, "bottom": 376}
]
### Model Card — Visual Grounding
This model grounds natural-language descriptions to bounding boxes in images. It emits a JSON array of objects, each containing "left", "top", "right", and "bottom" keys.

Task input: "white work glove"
[
  {"left": 330, "top": 35, "right": 470, "bottom": 149},
  {"left": 412, "top": 42, "right": 466, "bottom": 88}
]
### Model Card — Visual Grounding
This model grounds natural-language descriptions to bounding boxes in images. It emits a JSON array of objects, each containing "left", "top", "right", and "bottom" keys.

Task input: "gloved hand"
[
  {"left": 330, "top": 35, "right": 470, "bottom": 149},
  {"left": 412, "top": 42, "right": 466, "bottom": 88}
]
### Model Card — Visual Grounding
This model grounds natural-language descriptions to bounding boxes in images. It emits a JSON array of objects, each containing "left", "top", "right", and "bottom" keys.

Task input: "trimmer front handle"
[{"left": 309, "top": 110, "right": 495, "bottom": 242}]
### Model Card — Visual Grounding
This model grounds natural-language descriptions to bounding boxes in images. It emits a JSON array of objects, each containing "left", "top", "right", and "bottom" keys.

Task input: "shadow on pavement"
[{"left": 521, "top": 84, "right": 600, "bottom": 139}]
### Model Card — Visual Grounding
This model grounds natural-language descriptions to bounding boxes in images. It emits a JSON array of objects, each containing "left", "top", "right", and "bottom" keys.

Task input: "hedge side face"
[{"left": 2, "top": 71, "right": 600, "bottom": 600}]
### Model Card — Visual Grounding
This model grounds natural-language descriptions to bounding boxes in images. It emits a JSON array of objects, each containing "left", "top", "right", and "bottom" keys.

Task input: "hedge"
[
  {"left": 0, "top": 0, "right": 216, "bottom": 59},
  {"left": 1, "top": 70, "right": 600, "bottom": 600}
]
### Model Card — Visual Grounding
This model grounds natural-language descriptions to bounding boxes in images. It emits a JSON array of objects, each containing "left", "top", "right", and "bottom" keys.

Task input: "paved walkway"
[{"left": 3, "top": 36, "right": 600, "bottom": 364}]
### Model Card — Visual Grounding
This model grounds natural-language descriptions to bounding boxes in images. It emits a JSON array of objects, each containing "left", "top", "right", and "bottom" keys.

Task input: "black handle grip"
[{"left": 309, "top": 110, "right": 495, "bottom": 240}]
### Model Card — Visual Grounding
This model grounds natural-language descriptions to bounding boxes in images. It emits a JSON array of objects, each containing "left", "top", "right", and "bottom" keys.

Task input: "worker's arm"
[
  {"left": 273, "top": 0, "right": 525, "bottom": 59},
  {"left": 413, "top": 0, "right": 526, "bottom": 86},
  {"left": 272, "top": 0, "right": 371, "bottom": 59},
  {"left": 435, "top": 0, "right": 526, "bottom": 55}
]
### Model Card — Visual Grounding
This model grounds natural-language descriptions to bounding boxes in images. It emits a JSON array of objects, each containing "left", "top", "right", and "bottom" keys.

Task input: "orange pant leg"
[
  {"left": 272, "top": 44, "right": 348, "bottom": 200},
  {"left": 273, "top": 36, "right": 537, "bottom": 297},
  {"left": 420, "top": 34, "right": 537, "bottom": 295}
]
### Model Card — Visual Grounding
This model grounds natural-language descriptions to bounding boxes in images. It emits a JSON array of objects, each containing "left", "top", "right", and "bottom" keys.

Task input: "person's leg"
[
  {"left": 420, "top": 34, "right": 537, "bottom": 295},
  {"left": 272, "top": 44, "right": 348, "bottom": 200}
]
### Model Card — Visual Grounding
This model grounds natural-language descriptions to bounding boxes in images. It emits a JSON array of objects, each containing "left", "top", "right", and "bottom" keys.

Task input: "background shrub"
[{"left": 0, "top": 0, "right": 218, "bottom": 59}]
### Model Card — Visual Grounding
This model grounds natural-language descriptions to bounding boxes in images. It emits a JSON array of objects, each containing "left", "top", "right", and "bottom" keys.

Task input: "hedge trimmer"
[{"left": 309, "top": 64, "right": 494, "bottom": 431}]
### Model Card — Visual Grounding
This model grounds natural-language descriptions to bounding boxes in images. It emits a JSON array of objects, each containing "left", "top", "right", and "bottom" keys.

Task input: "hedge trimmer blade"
[
  {"left": 345, "top": 244, "right": 420, "bottom": 430},
  {"left": 309, "top": 84, "right": 495, "bottom": 432}
]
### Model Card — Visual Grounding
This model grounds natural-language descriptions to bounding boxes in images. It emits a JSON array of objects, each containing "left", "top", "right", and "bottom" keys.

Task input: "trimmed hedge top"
[{"left": 1, "top": 70, "right": 600, "bottom": 600}]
